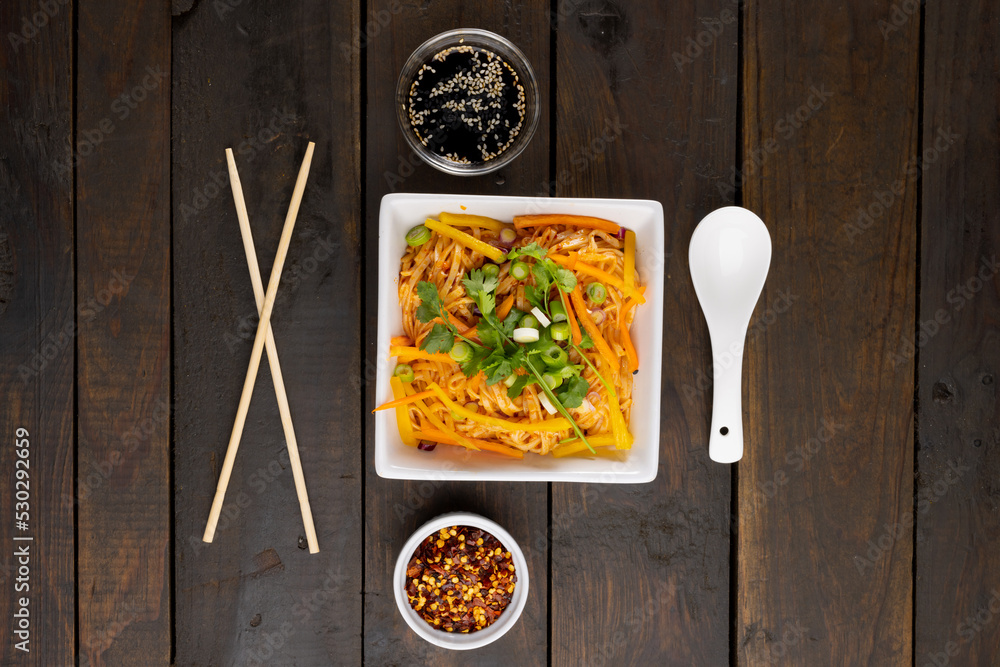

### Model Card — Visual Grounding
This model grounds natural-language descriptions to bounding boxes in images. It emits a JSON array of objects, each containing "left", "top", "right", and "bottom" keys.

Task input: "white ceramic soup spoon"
[{"left": 689, "top": 206, "right": 772, "bottom": 463}]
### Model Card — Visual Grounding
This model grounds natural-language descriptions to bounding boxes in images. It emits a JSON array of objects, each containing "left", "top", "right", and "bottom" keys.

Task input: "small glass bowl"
[
  {"left": 393, "top": 512, "right": 529, "bottom": 650},
  {"left": 395, "top": 29, "right": 540, "bottom": 176}
]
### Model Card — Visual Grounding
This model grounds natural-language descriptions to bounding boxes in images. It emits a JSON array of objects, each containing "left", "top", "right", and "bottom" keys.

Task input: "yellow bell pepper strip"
[
  {"left": 389, "top": 377, "right": 418, "bottom": 447},
  {"left": 390, "top": 346, "right": 456, "bottom": 364},
  {"left": 601, "top": 384, "right": 631, "bottom": 450},
  {"left": 438, "top": 212, "right": 505, "bottom": 232},
  {"left": 513, "top": 214, "right": 621, "bottom": 235},
  {"left": 554, "top": 433, "right": 617, "bottom": 451},
  {"left": 424, "top": 218, "right": 506, "bottom": 263},
  {"left": 624, "top": 229, "right": 636, "bottom": 294},
  {"left": 620, "top": 297, "right": 639, "bottom": 373},
  {"left": 566, "top": 316, "right": 631, "bottom": 450},
  {"left": 560, "top": 289, "right": 582, "bottom": 345},
  {"left": 569, "top": 286, "right": 620, "bottom": 377},
  {"left": 552, "top": 442, "right": 619, "bottom": 458},
  {"left": 410, "top": 395, "right": 478, "bottom": 450},
  {"left": 373, "top": 389, "right": 435, "bottom": 413},
  {"left": 417, "top": 428, "right": 525, "bottom": 459},
  {"left": 426, "top": 382, "right": 571, "bottom": 433}
]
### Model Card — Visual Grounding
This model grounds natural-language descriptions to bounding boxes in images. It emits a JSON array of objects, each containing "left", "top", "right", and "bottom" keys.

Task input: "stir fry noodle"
[{"left": 381, "top": 213, "right": 643, "bottom": 458}]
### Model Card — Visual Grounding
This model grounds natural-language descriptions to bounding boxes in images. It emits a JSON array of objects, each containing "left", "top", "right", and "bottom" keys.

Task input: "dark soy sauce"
[{"left": 406, "top": 44, "right": 526, "bottom": 165}]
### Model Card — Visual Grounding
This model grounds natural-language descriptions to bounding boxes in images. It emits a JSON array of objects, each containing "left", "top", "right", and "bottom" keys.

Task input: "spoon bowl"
[{"left": 689, "top": 206, "right": 772, "bottom": 463}]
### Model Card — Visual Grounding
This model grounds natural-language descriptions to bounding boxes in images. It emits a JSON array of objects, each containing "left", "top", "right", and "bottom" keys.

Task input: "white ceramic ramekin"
[{"left": 393, "top": 512, "right": 529, "bottom": 650}]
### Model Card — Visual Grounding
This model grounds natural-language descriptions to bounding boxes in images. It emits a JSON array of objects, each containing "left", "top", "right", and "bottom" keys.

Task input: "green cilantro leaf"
[
  {"left": 420, "top": 323, "right": 455, "bottom": 354},
  {"left": 485, "top": 356, "right": 514, "bottom": 386},
  {"left": 551, "top": 264, "right": 577, "bottom": 292},
  {"left": 460, "top": 345, "right": 492, "bottom": 377},
  {"left": 524, "top": 285, "right": 545, "bottom": 313},
  {"left": 477, "top": 322, "right": 502, "bottom": 349},
  {"left": 557, "top": 375, "right": 590, "bottom": 409},
  {"left": 506, "top": 374, "right": 535, "bottom": 399},
  {"left": 415, "top": 281, "right": 442, "bottom": 323},
  {"left": 507, "top": 242, "right": 547, "bottom": 261},
  {"left": 500, "top": 309, "right": 524, "bottom": 337},
  {"left": 579, "top": 333, "right": 594, "bottom": 349}
]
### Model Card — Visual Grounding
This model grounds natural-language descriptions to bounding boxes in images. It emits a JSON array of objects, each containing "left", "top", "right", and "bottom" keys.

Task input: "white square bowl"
[{"left": 374, "top": 193, "right": 664, "bottom": 483}]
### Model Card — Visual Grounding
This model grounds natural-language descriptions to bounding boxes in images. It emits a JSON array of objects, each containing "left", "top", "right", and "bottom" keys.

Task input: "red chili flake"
[{"left": 404, "top": 525, "right": 517, "bottom": 633}]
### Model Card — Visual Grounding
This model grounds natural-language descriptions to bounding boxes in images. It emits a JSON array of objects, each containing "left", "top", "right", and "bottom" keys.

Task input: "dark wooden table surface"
[{"left": 1, "top": 0, "right": 998, "bottom": 665}]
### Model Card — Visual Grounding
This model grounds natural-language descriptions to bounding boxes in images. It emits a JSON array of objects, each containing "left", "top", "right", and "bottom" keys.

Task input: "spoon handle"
[{"left": 708, "top": 336, "right": 745, "bottom": 463}]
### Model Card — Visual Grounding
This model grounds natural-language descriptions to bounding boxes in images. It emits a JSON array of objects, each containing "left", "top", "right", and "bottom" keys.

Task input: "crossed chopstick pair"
[{"left": 202, "top": 142, "right": 320, "bottom": 553}]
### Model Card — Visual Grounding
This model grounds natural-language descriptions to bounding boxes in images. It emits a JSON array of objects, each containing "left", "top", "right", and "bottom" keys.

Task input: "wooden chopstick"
[
  {"left": 203, "top": 141, "right": 315, "bottom": 545},
  {"left": 220, "top": 147, "right": 319, "bottom": 553}
]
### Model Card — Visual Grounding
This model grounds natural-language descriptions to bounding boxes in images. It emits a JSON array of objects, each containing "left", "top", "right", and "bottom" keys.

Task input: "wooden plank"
[
  {"left": 171, "top": 1, "right": 363, "bottom": 665},
  {"left": 915, "top": 1, "right": 1000, "bottom": 664},
  {"left": 737, "top": 1, "right": 918, "bottom": 664},
  {"left": 362, "top": 2, "right": 551, "bottom": 664},
  {"left": 550, "top": 1, "right": 736, "bottom": 664},
  {"left": 0, "top": 1, "right": 75, "bottom": 663},
  {"left": 74, "top": 1, "right": 171, "bottom": 664}
]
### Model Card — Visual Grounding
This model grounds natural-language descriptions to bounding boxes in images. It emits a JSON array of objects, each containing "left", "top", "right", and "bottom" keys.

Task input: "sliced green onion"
[
  {"left": 406, "top": 225, "right": 432, "bottom": 247},
  {"left": 540, "top": 345, "right": 568, "bottom": 368},
  {"left": 531, "top": 306, "right": 551, "bottom": 328},
  {"left": 510, "top": 260, "right": 530, "bottom": 281},
  {"left": 448, "top": 341, "right": 472, "bottom": 363},
  {"left": 549, "top": 300, "right": 567, "bottom": 322},
  {"left": 504, "top": 373, "right": 519, "bottom": 387},
  {"left": 538, "top": 392, "right": 558, "bottom": 415},
  {"left": 481, "top": 263, "right": 500, "bottom": 279},
  {"left": 520, "top": 314, "right": 539, "bottom": 330},
  {"left": 500, "top": 226, "right": 517, "bottom": 244},
  {"left": 512, "top": 327, "right": 540, "bottom": 343},
  {"left": 450, "top": 410, "right": 465, "bottom": 422},
  {"left": 550, "top": 322, "right": 571, "bottom": 341},
  {"left": 464, "top": 401, "right": 479, "bottom": 413},
  {"left": 542, "top": 373, "right": 562, "bottom": 390},
  {"left": 586, "top": 282, "right": 607, "bottom": 304},
  {"left": 393, "top": 364, "right": 415, "bottom": 383}
]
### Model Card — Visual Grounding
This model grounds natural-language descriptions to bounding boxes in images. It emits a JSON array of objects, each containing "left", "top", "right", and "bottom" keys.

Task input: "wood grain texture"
[
  {"left": 550, "top": 1, "right": 736, "bottom": 664},
  {"left": 738, "top": 1, "right": 918, "bottom": 664},
  {"left": 171, "top": 1, "right": 363, "bottom": 665},
  {"left": 75, "top": 0, "right": 172, "bottom": 664},
  {"left": 915, "top": 2, "right": 1000, "bottom": 664},
  {"left": 0, "top": 1, "right": 75, "bottom": 663},
  {"left": 362, "top": 2, "right": 551, "bottom": 664}
]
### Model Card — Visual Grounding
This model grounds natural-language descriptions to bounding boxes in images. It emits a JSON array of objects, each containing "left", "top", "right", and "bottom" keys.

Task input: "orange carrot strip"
[
  {"left": 550, "top": 254, "right": 624, "bottom": 291},
  {"left": 496, "top": 293, "right": 516, "bottom": 321},
  {"left": 419, "top": 429, "right": 525, "bottom": 459},
  {"left": 373, "top": 389, "right": 435, "bottom": 413},
  {"left": 513, "top": 214, "right": 621, "bottom": 235},
  {"left": 389, "top": 377, "right": 418, "bottom": 447},
  {"left": 570, "top": 287, "right": 619, "bottom": 376},
  {"left": 434, "top": 311, "right": 473, "bottom": 333},
  {"left": 424, "top": 218, "right": 506, "bottom": 263},
  {"left": 550, "top": 253, "right": 644, "bottom": 303},
  {"left": 560, "top": 289, "right": 582, "bottom": 345},
  {"left": 620, "top": 298, "right": 639, "bottom": 373},
  {"left": 390, "top": 346, "right": 455, "bottom": 364},
  {"left": 390, "top": 335, "right": 413, "bottom": 347}
]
